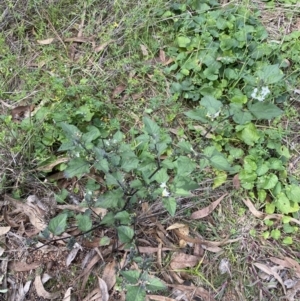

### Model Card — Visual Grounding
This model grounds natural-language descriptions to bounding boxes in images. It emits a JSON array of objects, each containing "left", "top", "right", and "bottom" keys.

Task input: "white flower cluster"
[
  {"left": 251, "top": 86, "right": 270, "bottom": 101},
  {"left": 160, "top": 182, "right": 170, "bottom": 197}
]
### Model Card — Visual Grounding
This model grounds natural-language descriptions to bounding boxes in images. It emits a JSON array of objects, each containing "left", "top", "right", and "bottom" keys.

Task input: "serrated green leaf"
[
  {"left": 210, "top": 155, "right": 231, "bottom": 171},
  {"left": 64, "top": 158, "right": 90, "bottom": 178},
  {"left": 236, "top": 123, "right": 260, "bottom": 146},
  {"left": 200, "top": 95, "right": 223, "bottom": 115},
  {"left": 265, "top": 202, "right": 275, "bottom": 214},
  {"left": 126, "top": 285, "right": 146, "bottom": 301},
  {"left": 162, "top": 197, "right": 176, "bottom": 216},
  {"left": 114, "top": 211, "right": 131, "bottom": 225},
  {"left": 76, "top": 214, "right": 92, "bottom": 232},
  {"left": 94, "top": 158, "right": 109, "bottom": 173},
  {"left": 99, "top": 236, "right": 110, "bottom": 246},
  {"left": 117, "top": 226, "right": 134, "bottom": 243},
  {"left": 233, "top": 111, "right": 253, "bottom": 125},
  {"left": 59, "top": 122, "right": 82, "bottom": 139},
  {"left": 256, "top": 163, "right": 269, "bottom": 176},
  {"left": 184, "top": 108, "right": 209, "bottom": 122},
  {"left": 213, "top": 171, "right": 227, "bottom": 189},
  {"left": 146, "top": 277, "right": 166, "bottom": 292},
  {"left": 268, "top": 158, "right": 284, "bottom": 170},
  {"left": 121, "top": 270, "right": 140, "bottom": 284},
  {"left": 249, "top": 102, "right": 282, "bottom": 120},
  {"left": 96, "top": 189, "right": 124, "bottom": 209},
  {"left": 121, "top": 157, "right": 139, "bottom": 172},
  {"left": 176, "top": 156, "right": 196, "bottom": 175},
  {"left": 257, "top": 173, "right": 278, "bottom": 189},
  {"left": 82, "top": 126, "right": 101, "bottom": 144},
  {"left": 286, "top": 184, "right": 300, "bottom": 203},
  {"left": 143, "top": 117, "right": 160, "bottom": 136},
  {"left": 154, "top": 168, "right": 169, "bottom": 183},
  {"left": 48, "top": 213, "right": 68, "bottom": 236},
  {"left": 257, "top": 64, "right": 284, "bottom": 84}
]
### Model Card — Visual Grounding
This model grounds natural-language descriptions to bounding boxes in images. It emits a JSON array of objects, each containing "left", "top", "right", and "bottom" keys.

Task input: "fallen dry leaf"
[
  {"left": 34, "top": 274, "right": 60, "bottom": 299},
  {"left": 63, "top": 287, "right": 72, "bottom": 301},
  {"left": 167, "top": 284, "right": 216, "bottom": 301},
  {"left": 170, "top": 253, "right": 200, "bottom": 270},
  {"left": 66, "top": 243, "right": 82, "bottom": 267},
  {"left": 10, "top": 261, "right": 41, "bottom": 272},
  {"left": 191, "top": 193, "right": 228, "bottom": 219},
  {"left": 137, "top": 246, "right": 174, "bottom": 253},
  {"left": 140, "top": 44, "right": 149, "bottom": 56},
  {"left": 232, "top": 174, "right": 240, "bottom": 189},
  {"left": 112, "top": 84, "right": 126, "bottom": 98},
  {"left": 82, "top": 288, "right": 102, "bottom": 301},
  {"left": 242, "top": 198, "right": 265, "bottom": 218},
  {"left": 253, "top": 262, "right": 286, "bottom": 294},
  {"left": 159, "top": 49, "right": 166, "bottom": 63},
  {"left": 64, "top": 37, "right": 93, "bottom": 43},
  {"left": 147, "top": 296, "right": 176, "bottom": 301},
  {"left": 97, "top": 277, "right": 109, "bottom": 301},
  {"left": 102, "top": 260, "right": 117, "bottom": 291},
  {"left": 0, "top": 226, "right": 11, "bottom": 236},
  {"left": 94, "top": 40, "right": 113, "bottom": 53},
  {"left": 37, "top": 38, "right": 55, "bottom": 45}
]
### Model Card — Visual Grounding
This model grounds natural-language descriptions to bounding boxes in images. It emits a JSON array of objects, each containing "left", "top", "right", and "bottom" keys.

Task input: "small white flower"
[
  {"left": 160, "top": 182, "right": 167, "bottom": 188},
  {"left": 251, "top": 86, "right": 270, "bottom": 101},
  {"left": 206, "top": 110, "right": 220, "bottom": 120},
  {"left": 162, "top": 188, "right": 170, "bottom": 197}
]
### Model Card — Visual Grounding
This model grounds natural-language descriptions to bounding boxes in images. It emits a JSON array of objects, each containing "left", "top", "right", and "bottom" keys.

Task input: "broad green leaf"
[
  {"left": 233, "top": 111, "right": 253, "bottom": 125},
  {"left": 282, "top": 237, "right": 293, "bottom": 245},
  {"left": 162, "top": 197, "right": 176, "bottom": 216},
  {"left": 174, "top": 188, "right": 192, "bottom": 196},
  {"left": 75, "top": 105, "right": 93, "bottom": 121},
  {"left": 177, "top": 140, "right": 193, "bottom": 153},
  {"left": 213, "top": 171, "right": 227, "bottom": 189},
  {"left": 230, "top": 94, "right": 247, "bottom": 104},
  {"left": 82, "top": 126, "right": 101, "bottom": 144},
  {"left": 256, "top": 64, "right": 284, "bottom": 84},
  {"left": 121, "top": 157, "right": 139, "bottom": 172},
  {"left": 154, "top": 169, "right": 169, "bottom": 183},
  {"left": 96, "top": 189, "right": 124, "bottom": 209},
  {"left": 143, "top": 117, "right": 160, "bottom": 136},
  {"left": 55, "top": 189, "right": 69, "bottom": 203},
  {"left": 99, "top": 236, "right": 110, "bottom": 246},
  {"left": 286, "top": 184, "right": 300, "bottom": 203},
  {"left": 239, "top": 170, "right": 257, "bottom": 185},
  {"left": 59, "top": 122, "right": 82, "bottom": 139},
  {"left": 175, "top": 156, "right": 196, "bottom": 175},
  {"left": 249, "top": 102, "right": 282, "bottom": 120},
  {"left": 177, "top": 36, "right": 191, "bottom": 47},
  {"left": 117, "top": 226, "right": 134, "bottom": 243},
  {"left": 100, "top": 212, "right": 115, "bottom": 226},
  {"left": 258, "top": 189, "right": 267, "bottom": 202},
  {"left": 200, "top": 95, "right": 223, "bottom": 115},
  {"left": 48, "top": 213, "right": 68, "bottom": 236},
  {"left": 256, "top": 163, "right": 269, "bottom": 176},
  {"left": 113, "top": 130, "right": 124, "bottom": 143},
  {"left": 268, "top": 158, "right": 284, "bottom": 170},
  {"left": 210, "top": 155, "right": 231, "bottom": 171},
  {"left": 146, "top": 277, "right": 167, "bottom": 292},
  {"left": 184, "top": 108, "right": 209, "bottom": 122},
  {"left": 64, "top": 158, "right": 90, "bottom": 178},
  {"left": 94, "top": 158, "right": 109, "bottom": 173},
  {"left": 76, "top": 214, "right": 92, "bottom": 232},
  {"left": 275, "top": 193, "right": 291, "bottom": 214},
  {"left": 121, "top": 270, "right": 140, "bottom": 284},
  {"left": 265, "top": 202, "right": 275, "bottom": 214},
  {"left": 236, "top": 123, "right": 260, "bottom": 146},
  {"left": 271, "top": 229, "right": 281, "bottom": 240},
  {"left": 126, "top": 285, "right": 146, "bottom": 301},
  {"left": 243, "top": 156, "right": 257, "bottom": 173},
  {"left": 114, "top": 211, "right": 131, "bottom": 225},
  {"left": 257, "top": 173, "right": 278, "bottom": 189}
]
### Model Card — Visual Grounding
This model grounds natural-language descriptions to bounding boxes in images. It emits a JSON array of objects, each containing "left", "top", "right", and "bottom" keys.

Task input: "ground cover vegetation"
[{"left": 0, "top": 0, "right": 300, "bottom": 300}]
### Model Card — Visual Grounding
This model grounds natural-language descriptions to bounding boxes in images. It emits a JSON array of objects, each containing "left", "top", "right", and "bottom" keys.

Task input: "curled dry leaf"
[
  {"left": 232, "top": 174, "right": 240, "bottom": 189},
  {"left": 0, "top": 226, "right": 11, "bottom": 236},
  {"left": 63, "top": 287, "right": 72, "bottom": 301},
  {"left": 253, "top": 262, "right": 286, "bottom": 294},
  {"left": 147, "top": 296, "right": 176, "bottom": 301},
  {"left": 97, "top": 277, "right": 109, "bottom": 301},
  {"left": 191, "top": 193, "right": 228, "bottom": 219},
  {"left": 242, "top": 199, "right": 265, "bottom": 218},
  {"left": 102, "top": 260, "right": 117, "bottom": 291},
  {"left": 168, "top": 284, "right": 216, "bottom": 301},
  {"left": 170, "top": 253, "right": 200, "bottom": 270},
  {"left": 66, "top": 242, "right": 82, "bottom": 267},
  {"left": 37, "top": 38, "right": 55, "bottom": 45},
  {"left": 159, "top": 49, "right": 166, "bottom": 63},
  {"left": 34, "top": 274, "right": 60, "bottom": 299},
  {"left": 112, "top": 84, "right": 127, "bottom": 98}
]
